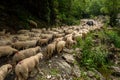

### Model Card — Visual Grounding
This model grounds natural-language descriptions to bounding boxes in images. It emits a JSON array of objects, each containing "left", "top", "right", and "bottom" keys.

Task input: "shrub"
[
  {"left": 106, "top": 30, "right": 120, "bottom": 48},
  {"left": 81, "top": 46, "right": 109, "bottom": 68},
  {"left": 75, "top": 31, "right": 110, "bottom": 69}
]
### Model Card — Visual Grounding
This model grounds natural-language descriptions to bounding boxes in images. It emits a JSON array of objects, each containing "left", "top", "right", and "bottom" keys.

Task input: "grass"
[
  {"left": 50, "top": 69, "right": 59, "bottom": 76},
  {"left": 73, "top": 26, "right": 120, "bottom": 79},
  {"left": 105, "top": 30, "right": 120, "bottom": 48}
]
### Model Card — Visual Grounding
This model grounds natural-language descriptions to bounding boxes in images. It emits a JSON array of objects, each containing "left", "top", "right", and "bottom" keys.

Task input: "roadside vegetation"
[{"left": 73, "top": 25, "right": 120, "bottom": 79}]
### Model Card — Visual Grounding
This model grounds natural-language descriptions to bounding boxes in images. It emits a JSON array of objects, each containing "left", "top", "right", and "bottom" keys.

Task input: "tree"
[{"left": 102, "top": 0, "right": 120, "bottom": 26}]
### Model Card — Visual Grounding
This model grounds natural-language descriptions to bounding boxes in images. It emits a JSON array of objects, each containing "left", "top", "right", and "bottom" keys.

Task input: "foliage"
[
  {"left": 74, "top": 30, "right": 112, "bottom": 70},
  {"left": 106, "top": 30, "right": 120, "bottom": 48},
  {"left": 101, "top": 0, "right": 120, "bottom": 26},
  {"left": 0, "top": 0, "right": 119, "bottom": 27}
]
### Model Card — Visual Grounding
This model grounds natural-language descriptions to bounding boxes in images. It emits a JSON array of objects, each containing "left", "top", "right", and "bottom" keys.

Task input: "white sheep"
[
  {"left": 37, "top": 38, "right": 49, "bottom": 46},
  {"left": 0, "top": 64, "right": 12, "bottom": 80},
  {"left": 54, "top": 33, "right": 65, "bottom": 38},
  {"left": 12, "top": 40, "right": 37, "bottom": 50},
  {"left": 12, "top": 46, "right": 41, "bottom": 64},
  {"left": 17, "top": 29, "right": 30, "bottom": 34},
  {"left": 65, "top": 29, "right": 73, "bottom": 35},
  {"left": 66, "top": 36, "right": 77, "bottom": 48},
  {"left": 31, "top": 28, "right": 42, "bottom": 33},
  {"left": 0, "top": 40, "right": 12, "bottom": 46},
  {"left": 40, "top": 34, "right": 54, "bottom": 42},
  {"left": 46, "top": 41, "right": 56, "bottom": 59},
  {"left": 54, "top": 37, "right": 63, "bottom": 42},
  {"left": 56, "top": 40, "right": 66, "bottom": 54},
  {"left": 0, "top": 46, "right": 18, "bottom": 58},
  {"left": 73, "top": 33, "right": 82, "bottom": 41},
  {"left": 15, "top": 35, "right": 30, "bottom": 41},
  {"left": 15, "top": 53, "right": 43, "bottom": 80}
]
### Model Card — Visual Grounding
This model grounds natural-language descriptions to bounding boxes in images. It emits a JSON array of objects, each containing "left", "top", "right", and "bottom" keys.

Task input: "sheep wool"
[
  {"left": 0, "top": 64, "right": 12, "bottom": 80},
  {"left": 15, "top": 53, "right": 43, "bottom": 80}
]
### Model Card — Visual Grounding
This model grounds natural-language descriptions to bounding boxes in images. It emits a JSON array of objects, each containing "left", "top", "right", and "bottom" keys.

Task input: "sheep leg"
[
  {"left": 15, "top": 74, "right": 23, "bottom": 80},
  {"left": 22, "top": 72, "right": 28, "bottom": 80},
  {"left": 35, "top": 65, "right": 43, "bottom": 75}
]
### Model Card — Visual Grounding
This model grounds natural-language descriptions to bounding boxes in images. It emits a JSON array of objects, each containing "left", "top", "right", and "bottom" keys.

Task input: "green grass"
[
  {"left": 50, "top": 69, "right": 59, "bottom": 76},
  {"left": 73, "top": 27, "right": 120, "bottom": 79}
]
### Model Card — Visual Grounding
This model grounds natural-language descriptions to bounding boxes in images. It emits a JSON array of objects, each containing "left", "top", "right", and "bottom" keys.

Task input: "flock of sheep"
[{"left": 0, "top": 19, "right": 103, "bottom": 80}]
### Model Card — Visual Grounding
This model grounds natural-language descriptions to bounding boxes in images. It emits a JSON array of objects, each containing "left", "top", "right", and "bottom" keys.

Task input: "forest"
[{"left": 0, "top": 0, "right": 120, "bottom": 80}]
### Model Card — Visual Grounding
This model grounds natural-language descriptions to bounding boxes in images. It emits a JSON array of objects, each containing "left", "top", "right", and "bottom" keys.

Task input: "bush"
[
  {"left": 75, "top": 31, "right": 111, "bottom": 69},
  {"left": 75, "top": 36, "right": 93, "bottom": 50},
  {"left": 106, "top": 30, "right": 120, "bottom": 48},
  {"left": 81, "top": 46, "right": 109, "bottom": 68}
]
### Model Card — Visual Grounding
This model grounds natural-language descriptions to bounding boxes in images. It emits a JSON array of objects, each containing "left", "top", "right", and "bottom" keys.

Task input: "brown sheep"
[
  {"left": 31, "top": 28, "right": 42, "bottom": 33},
  {"left": 0, "top": 64, "right": 12, "bottom": 80},
  {"left": 15, "top": 53, "right": 43, "bottom": 80},
  {"left": 0, "top": 46, "right": 18, "bottom": 58},
  {"left": 54, "top": 37, "right": 63, "bottom": 42},
  {"left": 66, "top": 36, "right": 77, "bottom": 48},
  {"left": 73, "top": 33, "right": 82, "bottom": 41},
  {"left": 17, "top": 30, "right": 30, "bottom": 34},
  {"left": 0, "top": 40, "right": 12, "bottom": 46},
  {"left": 12, "top": 40, "right": 37, "bottom": 50},
  {"left": 56, "top": 40, "right": 66, "bottom": 54},
  {"left": 15, "top": 35, "right": 30, "bottom": 41},
  {"left": 40, "top": 34, "right": 54, "bottom": 42},
  {"left": 37, "top": 38, "right": 49, "bottom": 46},
  {"left": 46, "top": 41, "right": 57, "bottom": 59},
  {"left": 54, "top": 33, "right": 65, "bottom": 38},
  {"left": 12, "top": 46, "right": 41, "bottom": 64}
]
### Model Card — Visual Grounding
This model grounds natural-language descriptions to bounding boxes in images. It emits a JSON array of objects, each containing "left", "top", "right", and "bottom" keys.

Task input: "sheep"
[
  {"left": 27, "top": 32, "right": 36, "bottom": 37},
  {"left": 46, "top": 41, "right": 57, "bottom": 59},
  {"left": 31, "top": 28, "right": 42, "bottom": 33},
  {"left": 41, "top": 28, "right": 46, "bottom": 33},
  {"left": 12, "top": 46, "right": 41, "bottom": 64},
  {"left": 0, "top": 46, "right": 18, "bottom": 58},
  {"left": 15, "top": 35, "right": 30, "bottom": 41},
  {"left": 0, "top": 64, "right": 12, "bottom": 80},
  {"left": 50, "top": 31, "right": 58, "bottom": 35},
  {"left": 56, "top": 40, "right": 66, "bottom": 54},
  {"left": 40, "top": 34, "right": 52, "bottom": 39},
  {"left": 81, "top": 29, "right": 89, "bottom": 39},
  {"left": 15, "top": 53, "right": 43, "bottom": 80},
  {"left": 54, "top": 37, "right": 63, "bottom": 42},
  {"left": 17, "top": 30, "right": 30, "bottom": 34},
  {"left": 51, "top": 27, "right": 58, "bottom": 31},
  {"left": 73, "top": 33, "right": 82, "bottom": 41},
  {"left": 54, "top": 33, "right": 65, "bottom": 38},
  {"left": 37, "top": 38, "right": 49, "bottom": 46},
  {"left": 66, "top": 36, "right": 77, "bottom": 48},
  {"left": 12, "top": 40, "right": 37, "bottom": 50},
  {"left": 30, "top": 37, "right": 40, "bottom": 40},
  {"left": 65, "top": 29, "right": 73, "bottom": 35},
  {"left": 29, "top": 20, "right": 37, "bottom": 28},
  {"left": 27, "top": 33, "right": 40, "bottom": 37},
  {"left": 64, "top": 34, "right": 73, "bottom": 41},
  {"left": 40, "top": 34, "right": 54, "bottom": 42},
  {"left": 0, "top": 40, "right": 12, "bottom": 46}
]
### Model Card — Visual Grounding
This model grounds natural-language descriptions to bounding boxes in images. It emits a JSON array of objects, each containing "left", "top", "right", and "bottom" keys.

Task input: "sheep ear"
[{"left": 7, "top": 67, "right": 12, "bottom": 71}]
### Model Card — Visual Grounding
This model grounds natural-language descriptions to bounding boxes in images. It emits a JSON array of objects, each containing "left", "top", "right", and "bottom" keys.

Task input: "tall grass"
[{"left": 74, "top": 30, "right": 112, "bottom": 69}]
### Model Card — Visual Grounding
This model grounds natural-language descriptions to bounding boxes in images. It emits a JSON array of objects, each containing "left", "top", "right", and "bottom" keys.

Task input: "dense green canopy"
[{"left": 0, "top": 0, "right": 119, "bottom": 26}]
